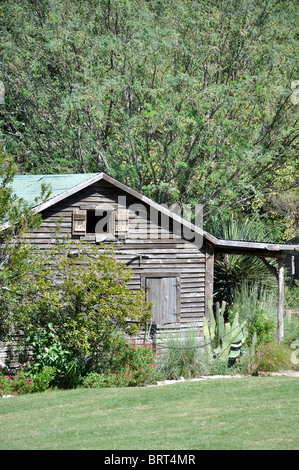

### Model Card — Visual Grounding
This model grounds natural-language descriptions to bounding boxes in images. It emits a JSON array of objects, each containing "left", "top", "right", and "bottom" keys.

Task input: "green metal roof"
[{"left": 9, "top": 173, "right": 99, "bottom": 207}]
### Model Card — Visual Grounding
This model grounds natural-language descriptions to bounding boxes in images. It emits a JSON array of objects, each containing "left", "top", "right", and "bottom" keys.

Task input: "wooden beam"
[
  {"left": 259, "top": 257, "right": 278, "bottom": 280},
  {"left": 216, "top": 239, "right": 299, "bottom": 252},
  {"left": 277, "top": 256, "right": 285, "bottom": 343},
  {"left": 205, "top": 243, "right": 214, "bottom": 322},
  {"left": 215, "top": 248, "right": 280, "bottom": 258}
]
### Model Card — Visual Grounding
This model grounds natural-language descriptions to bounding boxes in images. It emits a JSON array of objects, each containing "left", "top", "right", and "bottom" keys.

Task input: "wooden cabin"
[
  {"left": 9, "top": 173, "right": 210, "bottom": 332},
  {"left": 2, "top": 173, "right": 299, "bottom": 347}
]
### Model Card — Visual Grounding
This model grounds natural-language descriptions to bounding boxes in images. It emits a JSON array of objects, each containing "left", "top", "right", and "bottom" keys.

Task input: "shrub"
[
  {"left": 155, "top": 327, "right": 235, "bottom": 379},
  {"left": 29, "top": 366, "right": 57, "bottom": 392},
  {"left": 0, "top": 364, "right": 56, "bottom": 396},
  {"left": 283, "top": 316, "right": 299, "bottom": 348},
  {"left": 1, "top": 242, "right": 152, "bottom": 360},
  {"left": 82, "top": 334, "right": 158, "bottom": 388},
  {"left": 247, "top": 310, "right": 276, "bottom": 345},
  {"left": 228, "top": 282, "right": 277, "bottom": 345},
  {"left": 284, "top": 279, "right": 299, "bottom": 309},
  {"left": 25, "top": 322, "right": 93, "bottom": 389},
  {"left": 157, "top": 328, "right": 206, "bottom": 380},
  {"left": 251, "top": 341, "right": 293, "bottom": 374}
]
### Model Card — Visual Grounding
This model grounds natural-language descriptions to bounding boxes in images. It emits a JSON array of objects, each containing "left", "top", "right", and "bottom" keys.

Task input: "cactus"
[
  {"left": 203, "top": 301, "right": 248, "bottom": 365},
  {"left": 228, "top": 312, "right": 248, "bottom": 360},
  {"left": 215, "top": 301, "right": 226, "bottom": 342}
]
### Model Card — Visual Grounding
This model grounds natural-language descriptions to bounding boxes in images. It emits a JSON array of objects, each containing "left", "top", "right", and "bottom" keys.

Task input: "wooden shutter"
[
  {"left": 146, "top": 277, "right": 179, "bottom": 326},
  {"left": 72, "top": 209, "right": 86, "bottom": 235}
]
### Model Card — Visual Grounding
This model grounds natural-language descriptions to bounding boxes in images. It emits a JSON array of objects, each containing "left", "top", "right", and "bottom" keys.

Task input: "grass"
[{"left": 1, "top": 376, "right": 299, "bottom": 450}]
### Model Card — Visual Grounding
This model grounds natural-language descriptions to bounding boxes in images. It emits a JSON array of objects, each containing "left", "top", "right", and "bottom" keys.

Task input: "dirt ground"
[{"left": 256, "top": 370, "right": 299, "bottom": 377}]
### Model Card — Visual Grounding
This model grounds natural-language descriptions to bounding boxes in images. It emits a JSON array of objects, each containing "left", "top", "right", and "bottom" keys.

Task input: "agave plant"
[{"left": 203, "top": 301, "right": 256, "bottom": 367}]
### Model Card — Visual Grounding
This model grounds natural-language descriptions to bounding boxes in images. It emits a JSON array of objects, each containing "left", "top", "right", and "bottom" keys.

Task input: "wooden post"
[
  {"left": 277, "top": 256, "right": 285, "bottom": 343},
  {"left": 205, "top": 243, "right": 214, "bottom": 323}
]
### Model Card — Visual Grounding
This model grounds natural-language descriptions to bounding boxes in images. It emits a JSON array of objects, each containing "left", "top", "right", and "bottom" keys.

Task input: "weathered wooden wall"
[{"left": 25, "top": 180, "right": 207, "bottom": 328}]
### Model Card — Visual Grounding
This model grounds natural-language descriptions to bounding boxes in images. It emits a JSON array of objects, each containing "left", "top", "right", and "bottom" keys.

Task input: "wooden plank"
[
  {"left": 181, "top": 282, "right": 204, "bottom": 289},
  {"left": 205, "top": 243, "right": 214, "bottom": 322},
  {"left": 42, "top": 210, "right": 73, "bottom": 216},
  {"left": 24, "top": 232, "right": 68, "bottom": 239},
  {"left": 181, "top": 273, "right": 205, "bottom": 278},
  {"left": 125, "top": 238, "right": 188, "bottom": 245},
  {"left": 278, "top": 256, "right": 285, "bottom": 343},
  {"left": 31, "top": 227, "right": 71, "bottom": 234},
  {"left": 181, "top": 292, "right": 205, "bottom": 298},
  {"left": 40, "top": 222, "right": 72, "bottom": 228},
  {"left": 139, "top": 259, "right": 204, "bottom": 265}
]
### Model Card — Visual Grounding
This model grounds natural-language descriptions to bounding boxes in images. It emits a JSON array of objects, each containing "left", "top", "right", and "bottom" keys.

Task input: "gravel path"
[{"left": 154, "top": 370, "right": 299, "bottom": 386}]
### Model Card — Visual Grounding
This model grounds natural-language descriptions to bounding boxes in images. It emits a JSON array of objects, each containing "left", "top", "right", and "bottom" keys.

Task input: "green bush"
[
  {"left": 283, "top": 316, "right": 299, "bottom": 348},
  {"left": 284, "top": 280, "right": 299, "bottom": 309},
  {"left": 0, "top": 365, "right": 56, "bottom": 396},
  {"left": 25, "top": 322, "right": 93, "bottom": 389},
  {"left": 156, "top": 328, "right": 204, "bottom": 380},
  {"left": 251, "top": 341, "right": 293, "bottom": 374},
  {"left": 228, "top": 282, "right": 277, "bottom": 345},
  {"left": 1, "top": 242, "right": 151, "bottom": 359},
  {"left": 82, "top": 334, "right": 158, "bottom": 388},
  {"left": 247, "top": 310, "right": 276, "bottom": 345},
  {"left": 155, "top": 327, "right": 235, "bottom": 379}
]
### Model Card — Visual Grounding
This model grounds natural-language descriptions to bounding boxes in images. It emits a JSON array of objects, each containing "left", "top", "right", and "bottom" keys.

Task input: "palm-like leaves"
[{"left": 207, "top": 214, "right": 276, "bottom": 305}]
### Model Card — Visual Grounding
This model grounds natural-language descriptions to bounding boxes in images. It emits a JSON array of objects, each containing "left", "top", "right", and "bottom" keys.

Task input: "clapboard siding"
[{"left": 27, "top": 181, "right": 206, "bottom": 326}]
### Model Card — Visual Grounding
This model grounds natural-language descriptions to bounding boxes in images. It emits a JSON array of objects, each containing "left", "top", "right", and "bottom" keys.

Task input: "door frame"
[{"left": 141, "top": 271, "right": 181, "bottom": 324}]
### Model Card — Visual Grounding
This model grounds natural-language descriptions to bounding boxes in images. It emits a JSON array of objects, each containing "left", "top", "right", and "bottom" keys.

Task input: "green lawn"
[{"left": 1, "top": 376, "right": 298, "bottom": 450}]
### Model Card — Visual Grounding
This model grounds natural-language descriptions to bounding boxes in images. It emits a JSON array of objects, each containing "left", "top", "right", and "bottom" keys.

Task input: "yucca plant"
[{"left": 206, "top": 213, "right": 276, "bottom": 306}]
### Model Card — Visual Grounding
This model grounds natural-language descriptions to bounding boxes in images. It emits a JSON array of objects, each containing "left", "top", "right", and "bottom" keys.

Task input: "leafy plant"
[
  {"left": 206, "top": 214, "right": 276, "bottom": 306},
  {"left": 1, "top": 242, "right": 152, "bottom": 362},
  {"left": 25, "top": 322, "right": 93, "bottom": 388},
  {"left": 228, "top": 282, "right": 277, "bottom": 345},
  {"left": 203, "top": 301, "right": 249, "bottom": 366},
  {"left": 285, "top": 279, "right": 299, "bottom": 309},
  {"left": 156, "top": 327, "right": 204, "bottom": 380},
  {"left": 82, "top": 333, "right": 158, "bottom": 388},
  {"left": 0, "top": 364, "right": 56, "bottom": 396},
  {"left": 251, "top": 341, "right": 293, "bottom": 374},
  {"left": 283, "top": 316, "right": 299, "bottom": 348}
]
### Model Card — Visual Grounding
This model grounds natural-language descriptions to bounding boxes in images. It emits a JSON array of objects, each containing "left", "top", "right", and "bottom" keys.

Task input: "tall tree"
[
  {"left": 0, "top": 0, "right": 298, "bottom": 232},
  {"left": 0, "top": 147, "right": 47, "bottom": 271}
]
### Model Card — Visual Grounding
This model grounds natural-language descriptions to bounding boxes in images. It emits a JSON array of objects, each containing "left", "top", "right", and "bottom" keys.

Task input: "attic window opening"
[{"left": 86, "top": 209, "right": 114, "bottom": 235}]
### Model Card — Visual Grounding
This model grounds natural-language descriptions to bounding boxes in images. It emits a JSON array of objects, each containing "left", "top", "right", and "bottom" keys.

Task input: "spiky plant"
[{"left": 206, "top": 213, "right": 276, "bottom": 306}]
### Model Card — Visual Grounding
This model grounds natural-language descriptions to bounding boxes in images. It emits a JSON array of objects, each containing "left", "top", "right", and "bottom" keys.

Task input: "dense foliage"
[
  {"left": 82, "top": 333, "right": 158, "bottom": 388},
  {"left": 0, "top": 147, "right": 47, "bottom": 268},
  {"left": 0, "top": 242, "right": 151, "bottom": 360},
  {"left": 0, "top": 0, "right": 298, "bottom": 238}
]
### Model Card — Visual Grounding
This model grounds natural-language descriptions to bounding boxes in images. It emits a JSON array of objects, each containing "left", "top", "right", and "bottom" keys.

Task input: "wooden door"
[{"left": 146, "top": 277, "right": 180, "bottom": 326}]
